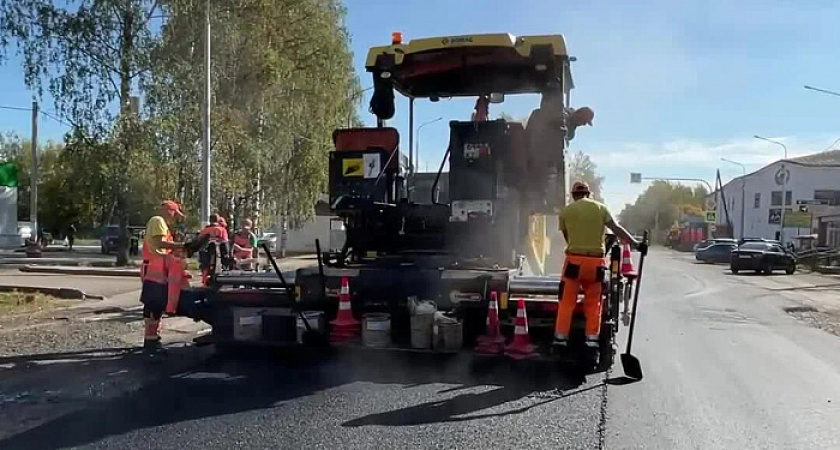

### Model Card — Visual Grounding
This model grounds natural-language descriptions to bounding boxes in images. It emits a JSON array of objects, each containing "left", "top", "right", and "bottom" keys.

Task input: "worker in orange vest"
[
  {"left": 140, "top": 200, "right": 186, "bottom": 355},
  {"left": 198, "top": 213, "right": 230, "bottom": 284},
  {"left": 554, "top": 182, "right": 640, "bottom": 350},
  {"left": 232, "top": 218, "right": 258, "bottom": 270}
]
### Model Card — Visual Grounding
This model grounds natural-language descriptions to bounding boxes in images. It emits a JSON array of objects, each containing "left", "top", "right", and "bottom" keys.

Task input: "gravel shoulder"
[
  {"left": 0, "top": 256, "right": 317, "bottom": 440},
  {"left": 0, "top": 290, "right": 211, "bottom": 440}
]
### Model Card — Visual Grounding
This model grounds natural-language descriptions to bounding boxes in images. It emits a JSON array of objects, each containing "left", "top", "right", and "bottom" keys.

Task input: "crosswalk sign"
[{"left": 704, "top": 211, "right": 717, "bottom": 223}]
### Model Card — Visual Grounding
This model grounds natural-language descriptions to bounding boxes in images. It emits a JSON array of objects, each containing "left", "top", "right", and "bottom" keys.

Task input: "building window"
[
  {"left": 814, "top": 190, "right": 840, "bottom": 206},
  {"left": 754, "top": 193, "right": 761, "bottom": 208},
  {"left": 771, "top": 191, "right": 792, "bottom": 206}
]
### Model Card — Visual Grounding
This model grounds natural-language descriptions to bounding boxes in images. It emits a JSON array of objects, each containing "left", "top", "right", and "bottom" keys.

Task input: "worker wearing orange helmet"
[
  {"left": 232, "top": 218, "right": 258, "bottom": 270},
  {"left": 140, "top": 200, "right": 186, "bottom": 355},
  {"left": 554, "top": 181, "right": 641, "bottom": 349},
  {"left": 198, "top": 213, "right": 230, "bottom": 284}
]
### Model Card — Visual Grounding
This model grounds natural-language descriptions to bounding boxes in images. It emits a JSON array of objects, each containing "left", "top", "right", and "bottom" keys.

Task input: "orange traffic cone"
[
  {"left": 504, "top": 298, "right": 535, "bottom": 360},
  {"left": 620, "top": 242, "right": 637, "bottom": 279},
  {"left": 475, "top": 291, "right": 505, "bottom": 354},
  {"left": 330, "top": 276, "right": 361, "bottom": 343}
]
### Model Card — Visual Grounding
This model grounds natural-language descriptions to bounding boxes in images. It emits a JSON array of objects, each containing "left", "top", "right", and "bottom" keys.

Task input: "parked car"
[
  {"left": 100, "top": 225, "right": 140, "bottom": 255},
  {"left": 737, "top": 237, "right": 781, "bottom": 246},
  {"left": 258, "top": 232, "right": 278, "bottom": 253},
  {"left": 695, "top": 242, "right": 737, "bottom": 263},
  {"left": 694, "top": 238, "right": 737, "bottom": 252},
  {"left": 730, "top": 242, "right": 796, "bottom": 275},
  {"left": 17, "top": 223, "right": 32, "bottom": 247}
]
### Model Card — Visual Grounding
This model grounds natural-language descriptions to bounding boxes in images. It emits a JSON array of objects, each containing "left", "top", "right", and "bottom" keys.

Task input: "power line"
[{"left": 0, "top": 104, "right": 72, "bottom": 127}]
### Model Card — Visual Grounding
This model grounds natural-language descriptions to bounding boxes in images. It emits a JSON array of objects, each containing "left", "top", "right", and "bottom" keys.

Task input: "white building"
[{"left": 716, "top": 150, "right": 840, "bottom": 244}]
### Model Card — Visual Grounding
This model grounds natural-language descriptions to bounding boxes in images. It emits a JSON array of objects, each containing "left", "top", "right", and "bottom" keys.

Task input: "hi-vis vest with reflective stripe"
[
  {"left": 141, "top": 228, "right": 173, "bottom": 284},
  {"left": 233, "top": 232, "right": 252, "bottom": 259}
]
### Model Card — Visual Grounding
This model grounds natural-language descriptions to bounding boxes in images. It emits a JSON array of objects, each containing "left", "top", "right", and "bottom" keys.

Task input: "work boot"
[
  {"left": 143, "top": 338, "right": 167, "bottom": 356},
  {"left": 552, "top": 334, "right": 569, "bottom": 349}
]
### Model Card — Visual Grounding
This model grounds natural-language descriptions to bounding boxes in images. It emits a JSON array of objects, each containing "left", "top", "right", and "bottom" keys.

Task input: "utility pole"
[
  {"left": 30, "top": 100, "right": 38, "bottom": 239},
  {"left": 200, "top": 0, "right": 211, "bottom": 226},
  {"left": 721, "top": 158, "right": 746, "bottom": 240}
]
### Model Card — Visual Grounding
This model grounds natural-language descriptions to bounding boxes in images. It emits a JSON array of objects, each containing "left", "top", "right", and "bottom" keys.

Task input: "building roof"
[
  {"left": 718, "top": 149, "right": 840, "bottom": 193},
  {"left": 787, "top": 150, "right": 840, "bottom": 166}
]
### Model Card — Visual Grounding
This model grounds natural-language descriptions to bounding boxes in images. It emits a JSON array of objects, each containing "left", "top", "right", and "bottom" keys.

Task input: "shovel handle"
[{"left": 624, "top": 230, "right": 649, "bottom": 354}]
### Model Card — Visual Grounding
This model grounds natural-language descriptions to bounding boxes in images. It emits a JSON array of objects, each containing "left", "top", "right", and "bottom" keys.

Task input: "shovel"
[
  {"left": 621, "top": 230, "right": 649, "bottom": 381},
  {"left": 262, "top": 243, "right": 327, "bottom": 347}
]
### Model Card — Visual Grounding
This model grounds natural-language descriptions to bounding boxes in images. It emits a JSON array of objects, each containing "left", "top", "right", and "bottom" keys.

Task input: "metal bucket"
[
  {"left": 433, "top": 320, "right": 463, "bottom": 353},
  {"left": 362, "top": 313, "right": 391, "bottom": 348},
  {"left": 296, "top": 311, "right": 324, "bottom": 344}
]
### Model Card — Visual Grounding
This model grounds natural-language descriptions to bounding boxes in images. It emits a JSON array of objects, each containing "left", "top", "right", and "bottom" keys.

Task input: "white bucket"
[
  {"left": 362, "top": 313, "right": 391, "bottom": 348},
  {"left": 296, "top": 311, "right": 324, "bottom": 344}
]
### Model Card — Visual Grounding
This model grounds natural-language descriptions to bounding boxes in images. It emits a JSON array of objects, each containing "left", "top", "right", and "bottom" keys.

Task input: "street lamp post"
[
  {"left": 200, "top": 0, "right": 211, "bottom": 226},
  {"left": 804, "top": 85, "right": 840, "bottom": 98},
  {"left": 754, "top": 135, "right": 789, "bottom": 244},
  {"left": 415, "top": 117, "right": 442, "bottom": 177},
  {"left": 721, "top": 158, "right": 746, "bottom": 240}
]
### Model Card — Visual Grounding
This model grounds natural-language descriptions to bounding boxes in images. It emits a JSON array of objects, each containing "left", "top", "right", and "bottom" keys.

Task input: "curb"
[
  {"left": 0, "top": 285, "right": 104, "bottom": 300},
  {"left": 19, "top": 265, "right": 139, "bottom": 277}
]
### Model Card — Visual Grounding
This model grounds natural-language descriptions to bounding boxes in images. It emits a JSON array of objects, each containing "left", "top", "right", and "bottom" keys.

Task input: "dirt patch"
[{"left": 785, "top": 306, "right": 840, "bottom": 337}]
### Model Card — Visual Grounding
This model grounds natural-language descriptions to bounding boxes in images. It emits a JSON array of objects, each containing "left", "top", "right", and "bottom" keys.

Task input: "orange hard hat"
[
  {"left": 572, "top": 107, "right": 595, "bottom": 126},
  {"left": 161, "top": 200, "right": 184, "bottom": 217}
]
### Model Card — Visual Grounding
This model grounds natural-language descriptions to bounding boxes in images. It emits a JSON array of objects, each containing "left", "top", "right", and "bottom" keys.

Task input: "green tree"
[
  {"left": 568, "top": 150, "right": 604, "bottom": 202},
  {"left": 0, "top": 0, "right": 164, "bottom": 265},
  {"left": 147, "top": 0, "right": 359, "bottom": 229},
  {"left": 618, "top": 181, "right": 708, "bottom": 242}
]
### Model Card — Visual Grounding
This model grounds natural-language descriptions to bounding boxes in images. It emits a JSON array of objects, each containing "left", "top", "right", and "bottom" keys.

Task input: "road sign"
[
  {"left": 783, "top": 211, "right": 810, "bottom": 228},
  {"left": 704, "top": 211, "right": 717, "bottom": 223},
  {"left": 630, "top": 173, "right": 642, "bottom": 184}
]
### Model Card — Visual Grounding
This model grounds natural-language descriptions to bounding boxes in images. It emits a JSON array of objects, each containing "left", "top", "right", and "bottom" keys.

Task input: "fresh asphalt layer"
[{"left": 1, "top": 249, "right": 839, "bottom": 450}]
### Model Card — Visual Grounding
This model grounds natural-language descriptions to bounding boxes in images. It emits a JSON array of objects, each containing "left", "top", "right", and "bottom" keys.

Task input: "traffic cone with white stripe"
[
  {"left": 330, "top": 276, "right": 361, "bottom": 343},
  {"left": 475, "top": 291, "right": 505, "bottom": 354},
  {"left": 620, "top": 242, "right": 637, "bottom": 279},
  {"left": 504, "top": 298, "right": 535, "bottom": 360}
]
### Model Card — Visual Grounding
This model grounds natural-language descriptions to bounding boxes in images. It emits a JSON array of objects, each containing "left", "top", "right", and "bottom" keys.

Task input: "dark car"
[
  {"left": 100, "top": 225, "right": 140, "bottom": 255},
  {"left": 730, "top": 242, "right": 796, "bottom": 275},
  {"left": 737, "top": 237, "right": 781, "bottom": 246},
  {"left": 695, "top": 242, "right": 737, "bottom": 263}
]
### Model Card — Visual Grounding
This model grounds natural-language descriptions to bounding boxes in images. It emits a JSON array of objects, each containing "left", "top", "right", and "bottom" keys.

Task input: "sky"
[{"left": 2, "top": 0, "right": 839, "bottom": 213}]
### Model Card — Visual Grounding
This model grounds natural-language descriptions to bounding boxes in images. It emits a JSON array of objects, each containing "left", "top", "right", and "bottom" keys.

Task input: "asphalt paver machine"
[{"left": 188, "top": 33, "right": 638, "bottom": 371}]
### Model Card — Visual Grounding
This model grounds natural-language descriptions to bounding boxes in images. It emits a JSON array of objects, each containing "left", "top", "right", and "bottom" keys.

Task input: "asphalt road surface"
[{"left": 2, "top": 249, "right": 840, "bottom": 450}]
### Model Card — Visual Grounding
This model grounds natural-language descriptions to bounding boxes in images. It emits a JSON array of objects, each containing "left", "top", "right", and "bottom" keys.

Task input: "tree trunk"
[{"left": 114, "top": 7, "right": 134, "bottom": 267}]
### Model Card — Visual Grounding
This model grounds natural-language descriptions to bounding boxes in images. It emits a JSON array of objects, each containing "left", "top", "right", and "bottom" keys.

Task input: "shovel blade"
[{"left": 621, "top": 353, "right": 643, "bottom": 380}]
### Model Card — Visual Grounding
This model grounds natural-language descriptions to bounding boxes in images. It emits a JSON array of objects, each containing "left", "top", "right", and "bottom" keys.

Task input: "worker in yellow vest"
[{"left": 140, "top": 200, "right": 186, "bottom": 354}]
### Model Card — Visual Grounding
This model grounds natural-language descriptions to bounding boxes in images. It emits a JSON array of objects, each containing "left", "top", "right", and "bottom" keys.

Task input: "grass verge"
[{"left": 0, "top": 291, "right": 59, "bottom": 316}]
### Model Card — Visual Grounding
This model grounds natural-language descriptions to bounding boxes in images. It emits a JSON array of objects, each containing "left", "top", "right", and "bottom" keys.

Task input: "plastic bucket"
[
  {"left": 296, "top": 311, "right": 324, "bottom": 344},
  {"left": 410, "top": 312, "right": 435, "bottom": 349},
  {"left": 433, "top": 321, "right": 463, "bottom": 353},
  {"left": 362, "top": 313, "right": 391, "bottom": 348}
]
